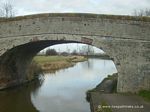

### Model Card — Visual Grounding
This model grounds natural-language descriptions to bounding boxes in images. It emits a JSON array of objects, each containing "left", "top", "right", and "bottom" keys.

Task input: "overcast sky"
[
  {"left": 0, "top": 0, "right": 150, "bottom": 16},
  {"left": 44, "top": 43, "right": 104, "bottom": 54}
]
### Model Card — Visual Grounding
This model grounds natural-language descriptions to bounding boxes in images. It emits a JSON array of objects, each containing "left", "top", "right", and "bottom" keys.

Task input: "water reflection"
[
  {"left": 82, "top": 59, "right": 94, "bottom": 69},
  {"left": 0, "top": 79, "right": 43, "bottom": 112},
  {"left": 31, "top": 58, "right": 117, "bottom": 112}
]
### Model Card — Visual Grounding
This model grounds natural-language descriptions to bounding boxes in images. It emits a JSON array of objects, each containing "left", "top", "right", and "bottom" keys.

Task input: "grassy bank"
[
  {"left": 33, "top": 55, "right": 87, "bottom": 73},
  {"left": 138, "top": 90, "right": 150, "bottom": 101}
]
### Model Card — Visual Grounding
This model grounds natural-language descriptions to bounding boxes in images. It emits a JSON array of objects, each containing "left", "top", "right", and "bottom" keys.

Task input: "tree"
[
  {"left": 133, "top": 8, "right": 150, "bottom": 16},
  {"left": 71, "top": 50, "right": 78, "bottom": 55},
  {"left": 60, "top": 52, "right": 69, "bottom": 56},
  {"left": 81, "top": 45, "right": 94, "bottom": 56},
  {"left": 0, "top": 1, "right": 15, "bottom": 18},
  {"left": 46, "top": 49, "right": 58, "bottom": 56}
]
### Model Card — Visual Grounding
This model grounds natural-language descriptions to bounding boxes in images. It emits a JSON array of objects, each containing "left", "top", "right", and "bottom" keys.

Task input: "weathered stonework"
[{"left": 0, "top": 13, "right": 149, "bottom": 92}]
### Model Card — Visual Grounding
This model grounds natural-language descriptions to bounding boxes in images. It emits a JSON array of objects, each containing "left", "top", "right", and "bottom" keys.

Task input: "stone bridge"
[{"left": 0, "top": 13, "right": 149, "bottom": 92}]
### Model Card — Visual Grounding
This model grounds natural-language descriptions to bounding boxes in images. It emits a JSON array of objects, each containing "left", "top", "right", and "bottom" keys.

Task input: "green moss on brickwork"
[{"left": 0, "top": 13, "right": 150, "bottom": 22}]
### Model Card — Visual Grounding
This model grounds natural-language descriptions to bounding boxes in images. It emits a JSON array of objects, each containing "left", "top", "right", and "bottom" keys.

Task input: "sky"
[
  {"left": 0, "top": 0, "right": 150, "bottom": 16},
  {"left": 41, "top": 43, "right": 104, "bottom": 54}
]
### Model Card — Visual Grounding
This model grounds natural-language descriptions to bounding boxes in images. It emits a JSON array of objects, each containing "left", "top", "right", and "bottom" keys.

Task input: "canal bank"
[
  {"left": 86, "top": 73, "right": 150, "bottom": 112},
  {"left": 33, "top": 55, "right": 87, "bottom": 72}
]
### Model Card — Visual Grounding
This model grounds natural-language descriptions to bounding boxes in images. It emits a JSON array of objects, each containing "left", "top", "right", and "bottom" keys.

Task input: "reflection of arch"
[{"left": 0, "top": 13, "right": 149, "bottom": 92}]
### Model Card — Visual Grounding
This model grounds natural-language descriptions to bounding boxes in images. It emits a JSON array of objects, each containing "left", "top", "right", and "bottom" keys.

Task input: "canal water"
[{"left": 0, "top": 58, "right": 117, "bottom": 112}]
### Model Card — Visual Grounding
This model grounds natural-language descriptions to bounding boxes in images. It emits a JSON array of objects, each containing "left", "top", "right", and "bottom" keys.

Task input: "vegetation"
[
  {"left": 138, "top": 90, "right": 150, "bottom": 101},
  {"left": 26, "top": 55, "right": 87, "bottom": 80},
  {"left": 104, "top": 73, "right": 118, "bottom": 81},
  {"left": 33, "top": 55, "right": 87, "bottom": 72},
  {"left": 27, "top": 61, "right": 43, "bottom": 81},
  {"left": 79, "top": 45, "right": 95, "bottom": 56},
  {"left": 44, "top": 44, "right": 95, "bottom": 56},
  {"left": 46, "top": 49, "right": 58, "bottom": 56},
  {"left": 34, "top": 56, "right": 71, "bottom": 63},
  {"left": 133, "top": 8, "right": 150, "bottom": 16},
  {"left": 0, "top": 1, "right": 15, "bottom": 18}
]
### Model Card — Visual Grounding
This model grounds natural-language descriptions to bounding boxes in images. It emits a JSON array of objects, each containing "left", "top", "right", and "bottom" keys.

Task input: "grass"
[
  {"left": 29, "top": 56, "right": 72, "bottom": 76},
  {"left": 138, "top": 90, "right": 150, "bottom": 101},
  {"left": 33, "top": 55, "right": 87, "bottom": 64},
  {"left": 104, "top": 73, "right": 118, "bottom": 80},
  {"left": 33, "top": 56, "right": 70, "bottom": 64},
  {"left": 33, "top": 55, "right": 87, "bottom": 72}
]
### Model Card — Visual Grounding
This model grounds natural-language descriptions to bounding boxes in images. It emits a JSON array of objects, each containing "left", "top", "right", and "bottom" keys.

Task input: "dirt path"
[{"left": 90, "top": 92, "right": 150, "bottom": 112}]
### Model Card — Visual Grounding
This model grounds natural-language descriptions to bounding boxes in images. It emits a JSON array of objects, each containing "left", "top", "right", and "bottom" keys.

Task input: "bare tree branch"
[
  {"left": 133, "top": 8, "right": 150, "bottom": 16},
  {"left": 0, "top": 1, "right": 15, "bottom": 18}
]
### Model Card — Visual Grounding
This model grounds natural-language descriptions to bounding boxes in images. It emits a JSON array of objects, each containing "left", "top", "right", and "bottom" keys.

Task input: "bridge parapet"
[{"left": 0, "top": 13, "right": 150, "bottom": 41}]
